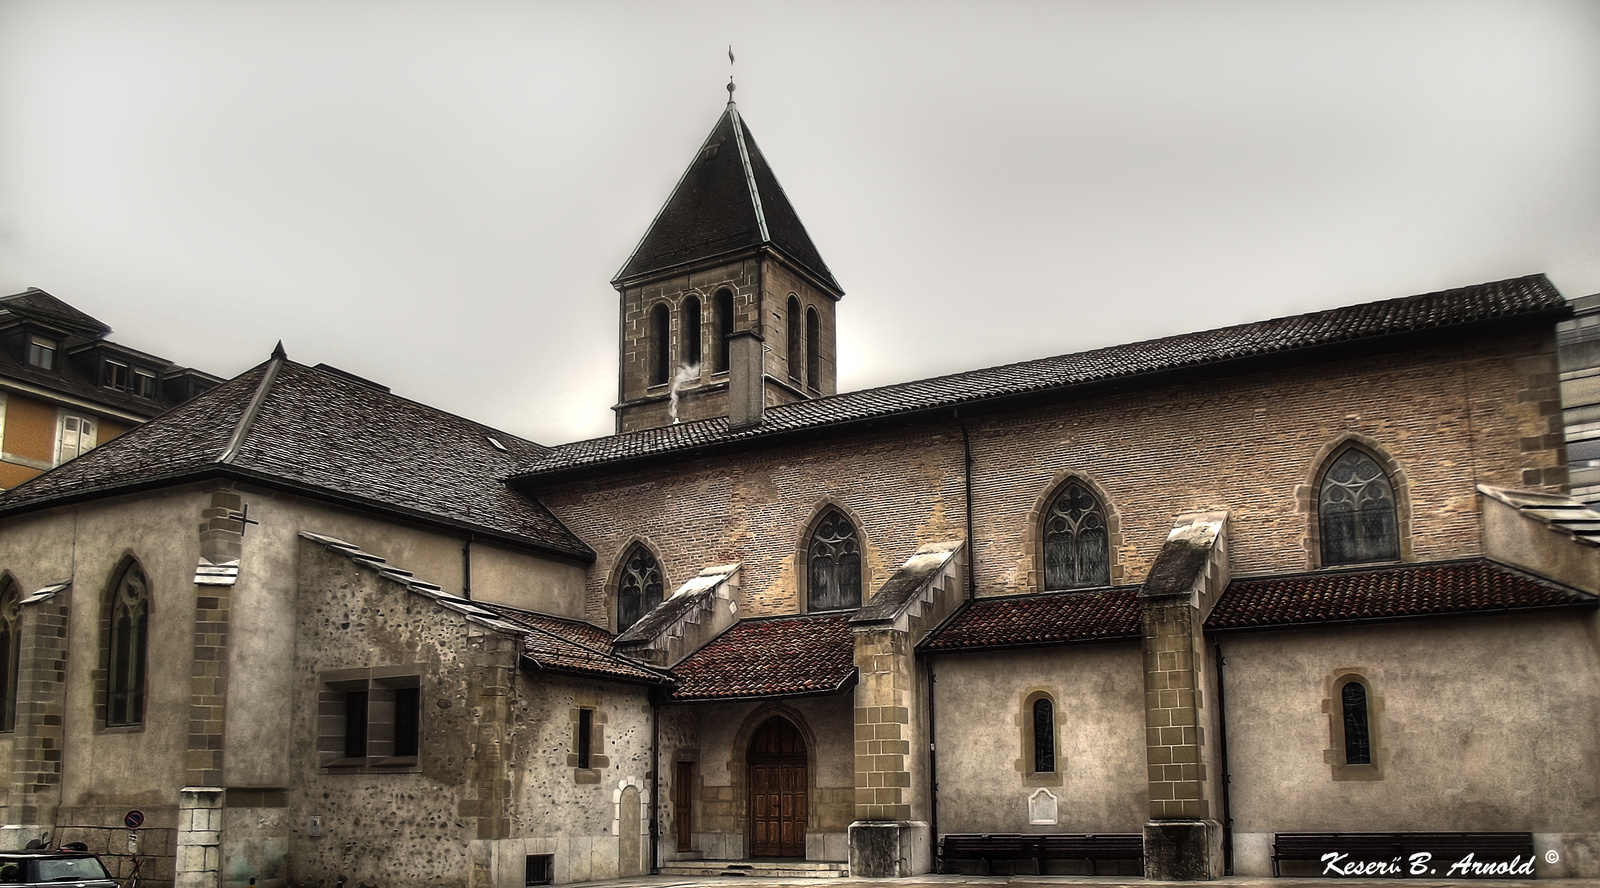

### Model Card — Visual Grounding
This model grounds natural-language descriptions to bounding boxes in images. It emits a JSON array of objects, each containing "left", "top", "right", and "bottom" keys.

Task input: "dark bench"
[
  {"left": 939, "top": 833, "right": 1143, "bottom": 874},
  {"left": 1272, "top": 832, "right": 1536, "bottom": 878}
]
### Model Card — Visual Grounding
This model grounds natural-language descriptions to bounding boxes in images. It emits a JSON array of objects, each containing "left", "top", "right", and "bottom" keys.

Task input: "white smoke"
[{"left": 668, "top": 362, "right": 701, "bottom": 424}]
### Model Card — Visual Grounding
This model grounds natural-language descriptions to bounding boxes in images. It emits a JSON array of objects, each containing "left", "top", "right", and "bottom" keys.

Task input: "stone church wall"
[
  {"left": 931, "top": 643, "right": 1147, "bottom": 836},
  {"left": 1220, "top": 610, "right": 1600, "bottom": 876},
  {"left": 541, "top": 331, "right": 1564, "bottom": 629}
]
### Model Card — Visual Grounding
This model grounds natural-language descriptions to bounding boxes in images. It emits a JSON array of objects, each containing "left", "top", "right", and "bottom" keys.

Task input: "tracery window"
[
  {"left": 1341, "top": 680, "right": 1372, "bottom": 765},
  {"left": 807, "top": 509, "right": 862, "bottom": 611},
  {"left": 0, "top": 576, "right": 20, "bottom": 732},
  {"left": 1318, "top": 448, "right": 1399, "bottom": 565},
  {"left": 1032, "top": 697, "right": 1055, "bottom": 773},
  {"left": 617, "top": 545, "right": 664, "bottom": 633},
  {"left": 1043, "top": 482, "right": 1110, "bottom": 590},
  {"left": 106, "top": 562, "right": 149, "bottom": 727}
]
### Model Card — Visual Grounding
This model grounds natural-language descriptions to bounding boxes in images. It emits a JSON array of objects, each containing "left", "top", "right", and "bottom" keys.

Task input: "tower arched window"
[
  {"left": 682, "top": 295, "right": 702, "bottom": 368},
  {"left": 714, "top": 289, "right": 735, "bottom": 373},
  {"left": 1032, "top": 696, "right": 1055, "bottom": 773},
  {"left": 787, "top": 296, "right": 803, "bottom": 383},
  {"left": 616, "top": 545, "right": 664, "bottom": 634},
  {"left": 1318, "top": 448, "right": 1399, "bottom": 565},
  {"left": 807, "top": 509, "right": 862, "bottom": 611},
  {"left": 1043, "top": 481, "right": 1110, "bottom": 590},
  {"left": 106, "top": 561, "right": 149, "bottom": 727},
  {"left": 1341, "top": 679, "right": 1372, "bottom": 765},
  {"left": 649, "top": 304, "right": 671, "bottom": 386},
  {"left": 0, "top": 576, "right": 20, "bottom": 732},
  {"left": 805, "top": 307, "right": 821, "bottom": 392}
]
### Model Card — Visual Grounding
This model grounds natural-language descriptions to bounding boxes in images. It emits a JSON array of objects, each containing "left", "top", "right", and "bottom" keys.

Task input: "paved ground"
[{"left": 573, "top": 877, "right": 1598, "bottom": 888}]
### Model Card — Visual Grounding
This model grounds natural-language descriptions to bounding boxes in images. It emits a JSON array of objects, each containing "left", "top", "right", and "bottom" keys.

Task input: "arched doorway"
[{"left": 748, "top": 716, "right": 808, "bottom": 857}]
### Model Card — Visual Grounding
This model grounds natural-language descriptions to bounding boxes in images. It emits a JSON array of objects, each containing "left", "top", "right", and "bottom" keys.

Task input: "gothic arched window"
[
  {"left": 1341, "top": 679, "right": 1372, "bottom": 765},
  {"left": 787, "top": 296, "right": 803, "bottom": 383},
  {"left": 649, "top": 304, "right": 671, "bottom": 386},
  {"left": 682, "top": 295, "right": 702, "bottom": 367},
  {"left": 106, "top": 561, "right": 149, "bottom": 727},
  {"left": 1032, "top": 696, "right": 1056, "bottom": 773},
  {"left": 805, "top": 307, "right": 821, "bottom": 392},
  {"left": 616, "top": 545, "right": 664, "bottom": 633},
  {"left": 714, "top": 289, "right": 735, "bottom": 373},
  {"left": 807, "top": 509, "right": 862, "bottom": 611},
  {"left": 1043, "top": 482, "right": 1110, "bottom": 590},
  {"left": 1318, "top": 448, "right": 1399, "bottom": 565},
  {"left": 0, "top": 576, "right": 20, "bottom": 732}
]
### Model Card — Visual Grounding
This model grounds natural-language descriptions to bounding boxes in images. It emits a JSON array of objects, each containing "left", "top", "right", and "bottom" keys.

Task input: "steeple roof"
[{"left": 615, "top": 99, "right": 841, "bottom": 293}]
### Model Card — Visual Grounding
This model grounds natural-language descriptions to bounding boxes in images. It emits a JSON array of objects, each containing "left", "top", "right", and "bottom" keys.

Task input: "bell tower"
[{"left": 612, "top": 85, "right": 843, "bottom": 433}]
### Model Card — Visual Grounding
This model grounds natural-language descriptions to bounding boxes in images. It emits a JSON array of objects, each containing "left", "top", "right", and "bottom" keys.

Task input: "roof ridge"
[
  {"left": 727, "top": 102, "right": 769, "bottom": 243},
  {"left": 217, "top": 354, "right": 285, "bottom": 464}
]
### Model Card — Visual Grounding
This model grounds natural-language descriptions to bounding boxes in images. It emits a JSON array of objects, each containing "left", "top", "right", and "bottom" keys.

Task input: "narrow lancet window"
[
  {"left": 1032, "top": 697, "right": 1056, "bottom": 773},
  {"left": 107, "top": 562, "right": 149, "bottom": 727},
  {"left": 1319, "top": 448, "right": 1400, "bottom": 565},
  {"left": 714, "top": 289, "right": 735, "bottom": 373},
  {"left": 1342, "top": 681, "right": 1371, "bottom": 765},
  {"left": 649, "top": 304, "right": 671, "bottom": 386},
  {"left": 682, "top": 296, "right": 702, "bottom": 367},
  {"left": 805, "top": 307, "right": 821, "bottom": 391},
  {"left": 1043, "top": 482, "right": 1110, "bottom": 589},
  {"left": 0, "top": 577, "right": 20, "bottom": 732},
  {"left": 787, "top": 296, "right": 803, "bottom": 382}
]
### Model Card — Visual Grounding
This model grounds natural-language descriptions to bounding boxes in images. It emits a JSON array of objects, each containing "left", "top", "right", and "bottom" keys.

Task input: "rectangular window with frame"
[
  {"left": 319, "top": 669, "right": 422, "bottom": 769},
  {"left": 26, "top": 335, "right": 56, "bottom": 370},
  {"left": 57, "top": 414, "right": 96, "bottom": 465},
  {"left": 102, "top": 360, "right": 131, "bottom": 391},
  {"left": 577, "top": 708, "right": 594, "bottom": 769},
  {"left": 134, "top": 369, "right": 158, "bottom": 399}
]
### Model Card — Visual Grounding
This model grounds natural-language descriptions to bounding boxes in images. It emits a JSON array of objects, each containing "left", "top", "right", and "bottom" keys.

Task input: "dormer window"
[
  {"left": 26, "top": 334, "right": 56, "bottom": 370},
  {"left": 102, "top": 360, "right": 131, "bottom": 391},
  {"left": 134, "top": 369, "right": 158, "bottom": 399}
]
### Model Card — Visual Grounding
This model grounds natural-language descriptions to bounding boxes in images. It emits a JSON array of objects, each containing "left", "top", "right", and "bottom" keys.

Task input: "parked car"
[{"left": 0, "top": 851, "right": 116, "bottom": 887}]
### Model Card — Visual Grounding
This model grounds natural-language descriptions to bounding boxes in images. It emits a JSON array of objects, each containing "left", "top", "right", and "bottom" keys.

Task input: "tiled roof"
[
  {"left": 0, "top": 288, "right": 110, "bottom": 335},
  {"left": 670, "top": 613, "right": 855, "bottom": 701},
  {"left": 1206, "top": 559, "right": 1597, "bottom": 631},
  {"left": 513, "top": 274, "right": 1565, "bottom": 482},
  {"left": 922, "top": 587, "right": 1142, "bottom": 652},
  {"left": 0, "top": 357, "right": 592, "bottom": 559},
  {"left": 480, "top": 606, "right": 673, "bottom": 685},
  {"left": 615, "top": 102, "right": 840, "bottom": 292}
]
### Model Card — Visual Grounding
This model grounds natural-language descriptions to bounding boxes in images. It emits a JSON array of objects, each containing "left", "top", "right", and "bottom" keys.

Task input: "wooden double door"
[{"left": 748, "top": 716, "right": 808, "bottom": 858}]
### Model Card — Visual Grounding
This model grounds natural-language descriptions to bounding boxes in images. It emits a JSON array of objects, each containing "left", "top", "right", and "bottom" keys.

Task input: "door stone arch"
[{"left": 748, "top": 715, "right": 808, "bottom": 857}]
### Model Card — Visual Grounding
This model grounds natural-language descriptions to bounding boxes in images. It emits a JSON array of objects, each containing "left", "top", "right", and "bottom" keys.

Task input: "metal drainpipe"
[
  {"left": 926, "top": 656, "right": 940, "bottom": 872},
  {"left": 462, "top": 533, "right": 473, "bottom": 599},
  {"left": 1214, "top": 642, "right": 1234, "bottom": 876},
  {"left": 649, "top": 688, "right": 663, "bottom": 874},
  {"left": 953, "top": 409, "right": 976, "bottom": 600}
]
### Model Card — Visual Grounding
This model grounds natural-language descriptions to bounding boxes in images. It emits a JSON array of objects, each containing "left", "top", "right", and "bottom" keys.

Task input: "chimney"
[{"left": 728, "top": 329, "right": 765, "bottom": 429}]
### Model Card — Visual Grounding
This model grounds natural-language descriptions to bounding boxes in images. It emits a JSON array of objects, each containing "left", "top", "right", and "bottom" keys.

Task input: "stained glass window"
[
  {"left": 808, "top": 509, "right": 862, "bottom": 611},
  {"left": 1032, "top": 697, "right": 1055, "bottom": 773},
  {"left": 107, "top": 563, "right": 149, "bottom": 727},
  {"left": 617, "top": 546, "right": 664, "bottom": 633},
  {"left": 1319, "top": 449, "right": 1399, "bottom": 565},
  {"left": 1341, "top": 680, "right": 1371, "bottom": 765},
  {"left": 1044, "top": 482, "right": 1110, "bottom": 589}
]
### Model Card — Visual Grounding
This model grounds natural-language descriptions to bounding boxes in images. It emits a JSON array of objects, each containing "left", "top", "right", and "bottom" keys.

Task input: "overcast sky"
[{"left": 2, "top": 1, "right": 1597, "bottom": 445}]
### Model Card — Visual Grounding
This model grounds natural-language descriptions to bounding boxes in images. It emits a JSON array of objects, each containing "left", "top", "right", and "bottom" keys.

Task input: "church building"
[{"left": 0, "top": 90, "right": 1596, "bottom": 888}]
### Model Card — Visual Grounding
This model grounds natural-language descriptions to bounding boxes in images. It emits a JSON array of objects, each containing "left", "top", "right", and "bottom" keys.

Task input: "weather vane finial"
[{"left": 727, "top": 45, "right": 736, "bottom": 101}]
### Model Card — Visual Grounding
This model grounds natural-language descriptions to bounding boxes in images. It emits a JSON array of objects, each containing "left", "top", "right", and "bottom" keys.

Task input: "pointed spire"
[
  {"left": 613, "top": 100, "right": 841, "bottom": 293},
  {"left": 271, "top": 341, "right": 287, "bottom": 360}
]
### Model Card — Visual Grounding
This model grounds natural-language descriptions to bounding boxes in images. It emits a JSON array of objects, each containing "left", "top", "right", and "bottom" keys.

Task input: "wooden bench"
[
  {"left": 1272, "top": 832, "right": 1535, "bottom": 878},
  {"left": 939, "top": 833, "right": 1143, "bottom": 874}
]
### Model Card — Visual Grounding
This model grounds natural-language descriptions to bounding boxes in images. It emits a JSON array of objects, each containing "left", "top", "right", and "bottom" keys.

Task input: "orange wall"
[{"left": 3, "top": 393, "right": 58, "bottom": 463}]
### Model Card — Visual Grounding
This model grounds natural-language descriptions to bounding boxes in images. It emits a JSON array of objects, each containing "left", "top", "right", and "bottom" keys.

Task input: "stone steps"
[{"left": 658, "top": 860, "right": 849, "bottom": 878}]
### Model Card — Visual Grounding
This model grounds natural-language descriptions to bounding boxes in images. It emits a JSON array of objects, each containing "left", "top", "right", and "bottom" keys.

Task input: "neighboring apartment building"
[
  {"left": 0, "top": 289, "right": 220, "bottom": 490},
  {"left": 1558, "top": 292, "right": 1600, "bottom": 505}
]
